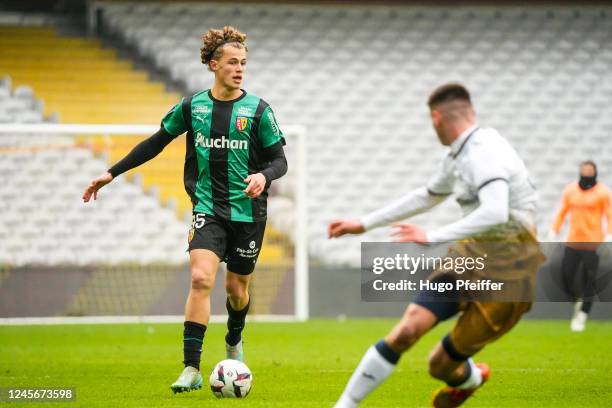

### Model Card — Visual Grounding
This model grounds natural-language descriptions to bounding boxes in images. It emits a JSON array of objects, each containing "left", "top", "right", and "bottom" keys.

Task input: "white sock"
[
  {"left": 334, "top": 346, "right": 396, "bottom": 407},
  {"left": 457, "top": 358, "right": 483, "bottom": 390}
]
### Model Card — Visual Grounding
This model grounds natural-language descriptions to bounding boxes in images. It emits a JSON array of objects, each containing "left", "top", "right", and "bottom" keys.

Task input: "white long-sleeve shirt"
[{"left": 360, "top": 125, "right": 538, "bottom": 242}]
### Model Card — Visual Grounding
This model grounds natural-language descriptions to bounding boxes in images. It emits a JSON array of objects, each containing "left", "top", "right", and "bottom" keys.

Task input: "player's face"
[
  {"left": 212, "top": 45, "right": 247, "bottom": 91},
  {"left": 580, "top": 164, "right": 596, "bottom": 177},
  {"left": 430, "top": 109, "right": 450, "bottom": 145}
]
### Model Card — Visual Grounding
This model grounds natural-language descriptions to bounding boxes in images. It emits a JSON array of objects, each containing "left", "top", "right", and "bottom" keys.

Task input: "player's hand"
[
  {"left": 328, "top": 219, "right": 365, "bottom": 238},
  {"left": 391, "top": 223, "right": 429, "bottom": 244},
  {"left": 244, "top": 173, "right": 266, "bottom": 198},
  {"left": 82, "top": 171, "right": 113, "bottom": 202}
]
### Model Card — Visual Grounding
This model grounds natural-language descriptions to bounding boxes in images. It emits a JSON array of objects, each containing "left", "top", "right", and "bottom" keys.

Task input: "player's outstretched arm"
[
  {"left": 328, "top": 187, "right": 446, "bottom": 239},
  {"left": 328, "top": 219, "right": 365, "bottom": 238},
  {"left": 360, "top": 187, "right": 448, "bottom": 231},
  {"left": 82, "top": 171, "right": 113, "bottom": 202},
  {"left": 82, "top": 127, "right": 177, "bottom": 203}
]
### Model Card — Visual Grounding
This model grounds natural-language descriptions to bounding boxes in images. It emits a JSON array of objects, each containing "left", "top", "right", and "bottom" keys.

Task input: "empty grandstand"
[
  {"left": 94, "top": 2, "right": 612, "bottom": 264},
  {"left": 1, "top": 2, "right": 612, "bottom": 318}
]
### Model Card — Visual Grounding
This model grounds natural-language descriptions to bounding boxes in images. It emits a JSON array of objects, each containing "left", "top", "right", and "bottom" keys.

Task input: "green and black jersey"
[{"left": 161, "top": 90, "right": 285, "bottom": 223}]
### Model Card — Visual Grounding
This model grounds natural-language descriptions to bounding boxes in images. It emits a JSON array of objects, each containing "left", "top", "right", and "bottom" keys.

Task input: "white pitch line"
[{"left": 0, "top": 314, "right": 300, "bottom": 325}]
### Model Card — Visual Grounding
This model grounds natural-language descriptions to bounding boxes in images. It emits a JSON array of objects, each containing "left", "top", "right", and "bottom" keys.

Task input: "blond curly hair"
[{"left": 200, "top": 26, "right": 248, "bottom": 69}]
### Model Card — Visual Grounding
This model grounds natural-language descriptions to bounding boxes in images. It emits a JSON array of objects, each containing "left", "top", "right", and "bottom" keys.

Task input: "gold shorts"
[
  {"left": 446, "top": 301, "right": 531, "bottom": 358},
  {"left": 427, "top": 222, "right": 544, "bottom": 358}
]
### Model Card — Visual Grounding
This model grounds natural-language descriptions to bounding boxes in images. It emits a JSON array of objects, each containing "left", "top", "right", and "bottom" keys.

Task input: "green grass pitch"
[{"left": 1, "top": 319, "right": 611, "bottom": 407}]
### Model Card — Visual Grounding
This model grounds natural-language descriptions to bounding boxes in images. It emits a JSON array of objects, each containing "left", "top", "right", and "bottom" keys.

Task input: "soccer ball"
[{"left": 209, "top": 359, "right": 252, "bottom": 398}]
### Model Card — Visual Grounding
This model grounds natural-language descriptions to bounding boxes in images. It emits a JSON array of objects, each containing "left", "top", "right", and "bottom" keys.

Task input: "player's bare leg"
[
  {"left": 384, "top": 303, "right": 438, "bottom": 353},
  {"left": 224, "top": 271, "right": 253, "bottom": 361},
  {"left": 171, "top": 249, "right": 220, "bottom": 393},
  {"left": 429, "top": 342, "right": 490, "bottom": 408},
  {"left": 185, "top": 249, "right": 220, "bottom": 324},
  {"left": 335, "top": 304, "right": 437, "bottom": 407}
]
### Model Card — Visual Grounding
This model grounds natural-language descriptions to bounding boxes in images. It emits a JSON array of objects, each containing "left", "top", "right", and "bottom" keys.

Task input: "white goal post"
[{"left": 0, "top": 123, "right": 308, "bottom": 323}]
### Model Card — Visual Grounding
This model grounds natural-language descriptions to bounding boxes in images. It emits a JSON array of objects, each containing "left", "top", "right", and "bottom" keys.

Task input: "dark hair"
[
  {"left": 200, "top": 26, "right": 247, "bottom": 69},
  {"left": 428, "top": 83, "right": 472, "bottom": 109},
  {"left": 580, "top": 160, "right": 597, "bottom": 175}
]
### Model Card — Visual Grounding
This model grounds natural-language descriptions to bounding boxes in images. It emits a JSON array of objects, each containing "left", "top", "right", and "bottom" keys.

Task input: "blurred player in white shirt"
[{"left": 329, "top": 83, "right": 543, "bottom": 408}]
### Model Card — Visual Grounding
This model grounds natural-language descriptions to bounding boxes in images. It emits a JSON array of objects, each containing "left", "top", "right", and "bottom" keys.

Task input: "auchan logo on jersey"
[{"left": 195, "top": 133, "right": 247, "bottom": 150}]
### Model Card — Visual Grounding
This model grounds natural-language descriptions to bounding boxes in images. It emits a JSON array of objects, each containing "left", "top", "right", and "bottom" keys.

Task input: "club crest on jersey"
[{"left": 236, "top": 117, "right": 248, "bottom": 131}]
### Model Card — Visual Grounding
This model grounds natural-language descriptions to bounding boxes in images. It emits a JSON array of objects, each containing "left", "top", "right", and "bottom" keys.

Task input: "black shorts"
[
  {"left": 560, "top": 245, "right": 600, "bottom": 300},
  {"left": 413, "top": 274, "right": 460, "bottom": 322},
  {"left": 188, "top": 213, "right": 266, "bottom": 275}
]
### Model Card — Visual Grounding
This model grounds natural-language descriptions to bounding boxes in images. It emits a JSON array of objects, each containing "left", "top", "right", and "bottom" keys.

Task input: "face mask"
[{"left": 579, "top": 176, "right": 597, "bottom": 190}]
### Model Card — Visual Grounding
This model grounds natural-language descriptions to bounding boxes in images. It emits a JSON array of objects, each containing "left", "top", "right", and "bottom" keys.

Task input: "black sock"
[
  {"left": 445, "top": 361, "right": 471, "bottom": 387},
  {"left": 374, "top": 339, "right": 400, "bottom": 365},
  {"left": 183, "top": 321, "right": 206, "bottom": 370},
  {"left": 225, "top": 298, "right": 250, "bottom": 346},
  {"left": 581, "top": 301, "right": 593, "bottom": 314}
]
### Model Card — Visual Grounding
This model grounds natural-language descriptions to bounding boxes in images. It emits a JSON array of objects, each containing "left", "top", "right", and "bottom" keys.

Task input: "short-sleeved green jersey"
[{"left": 161, "top": 90, "right": 285, "bottom": 222}]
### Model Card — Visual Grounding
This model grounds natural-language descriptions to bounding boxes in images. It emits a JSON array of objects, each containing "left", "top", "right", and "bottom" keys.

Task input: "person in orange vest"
[{"left": 551, "top": 160, "right": 612, "bottom": 332}]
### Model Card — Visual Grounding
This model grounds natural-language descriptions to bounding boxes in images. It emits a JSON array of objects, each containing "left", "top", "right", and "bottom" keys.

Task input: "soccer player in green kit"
[{"left": 82, "top": 26, "right": 287, "bottom": 393}]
